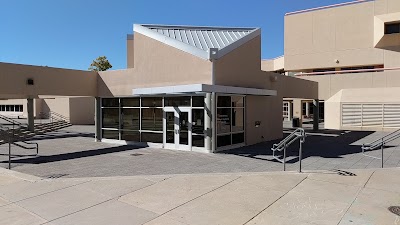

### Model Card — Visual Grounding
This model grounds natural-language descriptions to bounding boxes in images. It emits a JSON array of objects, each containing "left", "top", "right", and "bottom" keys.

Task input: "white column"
[
  {"left": 313, "top": 99, "right": 320, "bottom": 131},
  {"left": 288, "top": 101, "right": 293, "bottom": 121},
  {"left": 211, "top": 92, "right": 217, "bottom": 153},
  {"left": 204, "top": 93, "right": 212, "bottom": 151},
  {"left": 305, "top": 102, "right": 310, "bottom": 117}
]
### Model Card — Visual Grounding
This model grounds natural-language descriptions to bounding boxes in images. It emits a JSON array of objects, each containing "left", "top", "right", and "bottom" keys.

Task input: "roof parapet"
[{"left": 285, "top": 0, "right": 374, "bottom": 16}]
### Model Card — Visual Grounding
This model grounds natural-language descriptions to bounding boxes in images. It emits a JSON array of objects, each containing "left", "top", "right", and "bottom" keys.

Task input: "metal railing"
[
  {"left": 272, "top": 128, "right": 306, "bottom": 172},
  {"left": 0, "top": 125, "right": 39, "bottom": 169},
  {"left": 39, "top": 111, "right": 70, "bottom": 123},
  {"left": 361, "top": 129, "right": 400, "bottom": 168}
]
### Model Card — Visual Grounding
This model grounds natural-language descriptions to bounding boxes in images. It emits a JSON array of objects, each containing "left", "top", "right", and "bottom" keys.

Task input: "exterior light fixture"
[{"left": 27, "top": 78, "right": 34, "bottom": 85}]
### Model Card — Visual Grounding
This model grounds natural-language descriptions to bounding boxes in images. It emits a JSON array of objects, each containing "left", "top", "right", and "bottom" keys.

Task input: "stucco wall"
[
  {"left": 69, "top": 97, "right": 95, "bottom": 125},
  {"left": 0, "top": 62, "right": 97, "bottom": 99},
  {"left": 300, "top": 70, "right": 400, "bottom": 100},
  {"left": 284, "top": 0, "right": 400, "bottom": 71},
  {"left": 246, "top": 96, "right": 283, "bottom": 145},
  {"left": 98, "top": 33, "right": 213, "bottom": 97}
]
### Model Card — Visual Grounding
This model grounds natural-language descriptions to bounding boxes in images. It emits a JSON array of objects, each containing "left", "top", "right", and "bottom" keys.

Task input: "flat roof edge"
[{"left": 285, "top": 0, "right": 374, "bottom": 16}]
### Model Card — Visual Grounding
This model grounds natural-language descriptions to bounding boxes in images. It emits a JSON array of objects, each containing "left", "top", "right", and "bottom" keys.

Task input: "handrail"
[
  {"left": 272, "top": 128, "right": 306, "bottom": 172},
  {"left": 361, "top": 129, "right": 400, "bottom": 168},
  {"left": 295, "top": 67, "right": 400, "bottom": 76},
  {"left": 0, "top": 114, "right": 23, "bottom": 126},
  {"left": 0, "top": 124, "right": 39, "bottom": 169}
]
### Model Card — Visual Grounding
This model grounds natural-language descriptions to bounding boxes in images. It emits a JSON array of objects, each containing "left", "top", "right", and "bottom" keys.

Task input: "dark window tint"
[
  {"left": 232, "top": 133, "right": 245, "bottom": 145},
  {"left": 141, "top": 132, "right": 163, "bottom": 143},
  {"left": 217, "top": 135, "right": 231, "bottom": 147},
  {"left": 232, "top": 108, "right": 244, "bottom": 132},
  {"left": 192, "top": 96, "right": 205, "bottom": 107},
  {"left": 192, "top": 109, "right": 204, "bottom": 134},
  {"left": 102, "top": 129, "right": 119, "bottom": 139},
  {"left": 121, "top": 130, "right": 140, "bottom": 142},
  {"left": 121, "top": 108, "right": 139, "bottom": 130},
  {"left": 385, "top": 23, "right": 400, "bottom": 34},
  {"left": 102, "top": 108, "right": 119, "bottom": 129},
  {"left": 121, "top": 98, "right": 140, "bottom": 107},
  {"left": 217, "top": 96, "right": 231, "bottom": 107},
  {"left": 192, "top": 135, "right": 205, "bottom": 147},
  {"left": 217, "top": 108, "right": 231, "bottom": 134},
  {"left": 164, "top": 97, "right": 191, "bottom": 107},
  {"left": 141, "top": 108, "right": 163, "bottom": 131},
  {"left": 141, "top": 97, "right": 162, "bottom": 107},
  {"left": 102, "top": 98, "right": 119, "bottom": 107}
]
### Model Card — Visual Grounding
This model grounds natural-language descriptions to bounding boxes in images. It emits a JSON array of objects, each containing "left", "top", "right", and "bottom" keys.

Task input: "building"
[
  {"left": 0, "top": 24, "right": 317, "bottom": 152},
  {"left": 263, "top": 0, "right": 400, "bottom": 131}
]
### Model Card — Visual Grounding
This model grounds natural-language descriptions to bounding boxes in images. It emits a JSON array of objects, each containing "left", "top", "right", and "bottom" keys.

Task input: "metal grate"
[
  {"left": 130, "top": 153, "right": 143, "bottom": 156},
  {"left": 45, "top": 174, "right": 68, "bottom": 179},
  {"left": 388, "top": 206, "right": 400, "bottom": 216}
]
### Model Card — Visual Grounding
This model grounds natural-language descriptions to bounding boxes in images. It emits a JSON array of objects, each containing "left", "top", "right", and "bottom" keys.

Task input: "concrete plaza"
[
  {"left": 0, "top": 126, "right": 399, "bottom": 178},
  {"left": 0, "top": 166, "right": 399, "bottom": 225}
]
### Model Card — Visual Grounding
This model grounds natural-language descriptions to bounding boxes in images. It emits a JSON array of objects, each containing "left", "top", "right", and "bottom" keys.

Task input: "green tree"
[{"left": 88, "top": 56, "right": 112, "bottom": 71}]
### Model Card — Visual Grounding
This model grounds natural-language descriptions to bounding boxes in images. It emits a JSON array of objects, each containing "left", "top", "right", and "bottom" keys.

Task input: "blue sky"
[{"left": 0, "top": 0, "right": 351, "bottom": 70}]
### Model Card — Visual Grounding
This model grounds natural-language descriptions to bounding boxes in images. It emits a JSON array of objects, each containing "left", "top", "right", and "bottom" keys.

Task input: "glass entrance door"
[{"left": 164, "top": 108, "right": 191, "bottom": 150}]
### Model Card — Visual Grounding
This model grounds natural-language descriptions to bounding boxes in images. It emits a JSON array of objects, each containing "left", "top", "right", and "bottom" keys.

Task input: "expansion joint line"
[
  {"left": 336, "top": 170, "right": 376, "bottom": 225},
  {"left": 242, "top": 174, "right": 309, "bottom": 225}
]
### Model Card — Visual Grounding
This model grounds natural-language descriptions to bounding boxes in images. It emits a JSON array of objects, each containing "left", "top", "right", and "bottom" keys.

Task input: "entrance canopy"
[{"left": 132, "top": 84, "right": 277, "bottom": 96}]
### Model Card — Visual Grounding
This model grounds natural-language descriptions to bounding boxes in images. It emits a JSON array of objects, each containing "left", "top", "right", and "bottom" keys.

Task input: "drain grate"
[
  {"left": 45, "top": 174, "right": 68, "bottom": 179},
  {"left": 333, "top": 169, "right": 357, "bottom": 176},
  {"left": 130, "top": 153, "right": 143, "bottom": 156},
  {"left": 388, "top": 206, "right": 400, "bottom": 216}
]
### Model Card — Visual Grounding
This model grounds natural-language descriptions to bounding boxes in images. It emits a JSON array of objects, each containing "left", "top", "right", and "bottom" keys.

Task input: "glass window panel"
[
  {"left": 141, "top": 97, "right": 162, "bottom": 107},
  {"left": 192, "top": 109, "right": 204, "bottom": 135},
  {"left": 141, "top": 108, "right": 162, "bottom": 131},
  {"left": 217, "top": 108, "right": 231, "bottom": 134},
  {"left": 5, "top": 105, "right": 10, "bottom": 111},
  {"left": 232, "top": 96, "right": 244, "bottom": 107},
  {"left": 102, "top": 98, "right": 119, "bottom": 107},
  {"left": 10, "top": 105, "right": 14, "bottom": 111},
  {"left": 102, "top": 129, "right": 119, "bottom": 139},
  {"left": 102, "top": 108, "right": 119, "bottom": 129},
  {"left": 121, "top": 130, "right": 140, "bottom": 142},
  {"left": 232, "top": 133, "right": 244, "bottom": 145},
  {"left": 179, "top": 111, "right": 189, "bottom": 145},
  {"left": 385, "top": 23, "right": 400, "bottom": 34},
  {"left": 121, "top": 98, "right": 139, "bottom": 107},
  {"left": 192, "top": 135, "right": 205, "bottom": 147},
  {"left": 232, "top": 108, "right": 244, "bottom": 132},
  {"left": 121, "top": 108, "right": 139, "bottom": 130},
  {"left": 192, "top": 96, "right": 204, "bottom": 107},
  {"left": 217, "top": 96, "right": 231, "bottom": 107},
  {"left": 217, "top": 135, "right": 231, "bottom": 147},
  {"left": 141, "top": 132, "right": 163, "bottom": 143},
  {"left": 20, "top": 105, "right": 23, "bottom": 112},
  {"left": 164, "top": 97, "right": 190, "bottom": 107}
]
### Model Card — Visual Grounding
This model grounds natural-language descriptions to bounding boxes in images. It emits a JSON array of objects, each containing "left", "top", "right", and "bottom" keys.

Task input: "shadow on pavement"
[{"left": 220, "top": 130, "right": 376, "bottom": 164}]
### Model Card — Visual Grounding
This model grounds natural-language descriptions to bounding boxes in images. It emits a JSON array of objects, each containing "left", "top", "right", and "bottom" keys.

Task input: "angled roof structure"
[{"left": 133, "top": 24, "right": 261, "bottom": 60}]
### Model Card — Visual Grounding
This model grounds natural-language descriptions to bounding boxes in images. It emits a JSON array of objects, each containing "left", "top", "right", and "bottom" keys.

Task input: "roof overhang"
[{"left": 132, "top": 84, "right": 277, "bottom": 96}]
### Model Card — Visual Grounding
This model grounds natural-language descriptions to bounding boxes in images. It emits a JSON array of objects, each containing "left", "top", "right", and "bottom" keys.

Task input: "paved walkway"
[
  {"left": 0, "top": 126, "right": 399, "bottom": 178},
  {"left": 0, "top": 167, "right": 399, "bottom": 225}
]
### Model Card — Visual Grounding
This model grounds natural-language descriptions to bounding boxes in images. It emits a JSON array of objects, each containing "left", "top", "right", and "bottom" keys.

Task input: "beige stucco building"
[
  {"left": 0, "top": 24, "right": 317, "bottom": 153},
  {"left": 263, "top": 0, "right": 400, "bottom": 131}
]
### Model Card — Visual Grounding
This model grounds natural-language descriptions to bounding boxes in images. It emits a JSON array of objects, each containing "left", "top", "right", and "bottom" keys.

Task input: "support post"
[
  {"left": 95, "top": 97, "right": 102, "bottom": 142},
  {"left": 205, "top": 93, "right": 212, "bottom": 151},
  {"left": 381, "top": 139, "right": 384, "bottom": 168},
  {"left": 27, "top": 98, "right": 34, "bottom": 132},
  {"left": 283, "top": 144, "right": 286, "bottom": 171},
  {"left": 313, "top": 99, "right": 320, "bottom": 131},
  {"left": 299, "top": 139, "right": 303, "bottom": 173},
  {"left": 288, "top": 101, "right": 293, "bottom": 121},
  {"left": 305, "top": 102, "right": 310, "bottom": 117},
  {"left": 211, "top": 92, "right": 217, "bottom": 153}
]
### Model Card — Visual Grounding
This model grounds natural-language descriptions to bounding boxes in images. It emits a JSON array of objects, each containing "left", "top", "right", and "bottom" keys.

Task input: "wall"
[
  {"left": 284, "top": 0, "right": 400, "bottom": 71},
  {"left": 98, "top": 33, "right": 213, "bottom": 97},
  {"left": 261, "top": 56, "right": 284, "bottom": 72},
  {"left": 246, "top": 96, "right": 283, "bottom": 145},
  {"left": 42, "top": 98, "right": 70, "bottom": 120},
  {"left": 0, "top": 62, "right": 97, "bottom": 99},
  {"left": 69, "top": 97, "right": 95, "bottom": 125},
  {"left": 300, "top": 70, "right": 400, "bottom": 100},
  {"left": 127, "top": 35, "right": 134, "bottom": 68}
]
